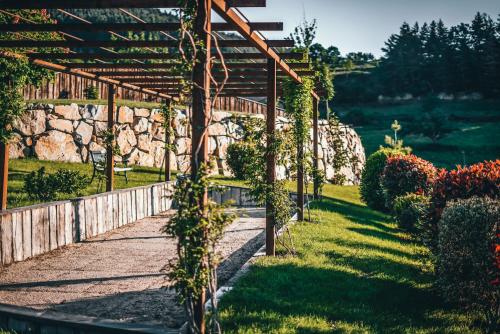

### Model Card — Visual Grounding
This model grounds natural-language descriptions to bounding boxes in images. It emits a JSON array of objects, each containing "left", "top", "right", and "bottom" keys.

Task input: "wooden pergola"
[{"left": 0, "top": 0, "right": 322, "bottom": 256}]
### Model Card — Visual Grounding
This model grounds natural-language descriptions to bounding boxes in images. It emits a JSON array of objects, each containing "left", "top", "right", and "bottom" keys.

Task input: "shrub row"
[{"left": 361, "top": 156, "right": 500, "bottom": 329}]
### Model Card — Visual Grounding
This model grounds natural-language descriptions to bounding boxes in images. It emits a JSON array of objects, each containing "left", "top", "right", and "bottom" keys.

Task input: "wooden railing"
[{"left": 23, "top": 72, "right": 285, "bottom": 116}]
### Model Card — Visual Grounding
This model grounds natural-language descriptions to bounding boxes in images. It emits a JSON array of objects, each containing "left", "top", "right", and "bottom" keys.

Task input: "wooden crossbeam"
[
  {"left": 0, "top": 22, "right": 283, "bottom": 32},
  {"left": 0, "top": 0, "right": 266, "bottom": 9},
  {"left": 0, "top": 39, "right": 294, "bottom": 48},
  {"left": 28, "top": 52, "right": 304, "bottom": 60},
  {"left": 61, "top": 62, "right": 311, "bottom": 70},
  {"left": 17, "top": 57, "right": 173, "bottom": 99},
  {"left": 212, "top": 0, "right": 319, "bottom": 99},
  {"left": 88, "top": 70, "right": 309, "bottom": 78}
]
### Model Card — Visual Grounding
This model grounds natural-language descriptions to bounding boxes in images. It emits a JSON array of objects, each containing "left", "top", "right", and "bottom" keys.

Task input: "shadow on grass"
[
  {"left": 219, "top": 193, "right": 477, "bottom": 333},
  {"left": 220, "top": 262, "right": 459, "bottom": 333}
]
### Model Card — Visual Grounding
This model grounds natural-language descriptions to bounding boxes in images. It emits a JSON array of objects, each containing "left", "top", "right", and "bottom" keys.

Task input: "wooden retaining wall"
[
  {"left": 0, "top": 182, "right": 175, "bottom": 267},
  {"left": 0, "top": 184, "right": 258, "bottom": 267}
]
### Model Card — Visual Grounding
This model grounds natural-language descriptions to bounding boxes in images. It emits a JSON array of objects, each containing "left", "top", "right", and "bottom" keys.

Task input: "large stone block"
[
  {"left": 54, "top": 104, "right": 80, "bottom": 120},
  {"left": 117, "top": 106, "right": 134, "bottom": 124},
  {"left": 74, "top": 121, "right": 93, "bottom": 145},
  {"left": 133, "top": 117, "right": 149, "bottom": 134},
  {"left": 134, "top": 108, "right": 150, "bottom": 117},
  {"left": 116, "top": 125, "right": 137, "bottom": 155},
  {"left": 48, "top": 119, "right": 73, "bottom": 134},
  {"left": 14, "top": 109, "right": 46, "bottom": 136},
  {"left": 8, "top": 133, "right": 26, "bottom": 159},
  {"left": 137, "top": 133, "right": 152, "bottom": 152},
  {"left": 34, "top": 130, "right": 81, "bottom": 163}
]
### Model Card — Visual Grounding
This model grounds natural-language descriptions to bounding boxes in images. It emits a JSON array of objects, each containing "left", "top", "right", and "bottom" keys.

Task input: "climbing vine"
[
  {"left": 162, "top": 163, "right": 235, "bottom": 334},
  {"left": 162, "top": 2, "right": 232, "bottom": 333},
  {"left": 283, "top": 77, "right": 315, "bottom": 217},
  {"left": 0, "top": 9, "right": 61, "bottom": 144},
  {"left": 325, "top": 113, "right": 350, "bottom": 185}
]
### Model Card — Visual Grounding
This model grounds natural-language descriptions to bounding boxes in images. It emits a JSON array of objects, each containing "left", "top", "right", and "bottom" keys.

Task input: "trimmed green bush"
[
  {"left": 381, "top": 154, "right": 437, "bottom": 209},
  {"left": 24, "top": 167, "right": 89, "bottom": 202},
  {"left": 83, "top": 85, "right": 99, "bottom": 99},
  {"left": 226, "top": 141, "right": 259, "bottom": 180},
  {"left": 437, "top": 197, "right": 500, "bottom": 332},
  {"left": 393, "top": 193, "right": 429, "bottom": 232},
  {"left": 360, "top": 147, "right": 410, "bottom": 211}
]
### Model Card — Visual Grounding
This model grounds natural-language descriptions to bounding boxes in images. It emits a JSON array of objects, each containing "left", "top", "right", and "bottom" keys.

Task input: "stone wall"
[{"left": 10, "top": 103, "right": 366, "bottom": 185}]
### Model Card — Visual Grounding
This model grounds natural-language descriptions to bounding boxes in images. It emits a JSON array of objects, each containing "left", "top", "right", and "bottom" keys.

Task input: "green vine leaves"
[{"left": 0, "top": 10, "right": 61, "bottom": 144}]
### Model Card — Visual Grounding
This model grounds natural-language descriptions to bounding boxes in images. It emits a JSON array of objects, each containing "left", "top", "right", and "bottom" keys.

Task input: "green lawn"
[
  {"left": 7, "top": 158, "right": 176, "bottom": 209},
  {"left": 336, "top": 100, "right": 500, "bottom": 169},
  {"left": 219, "top": 184, "right": 482, "bottom": 333}
]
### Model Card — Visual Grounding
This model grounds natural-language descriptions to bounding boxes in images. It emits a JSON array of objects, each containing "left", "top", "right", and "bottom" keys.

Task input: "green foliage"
[
  {"left": 381, "top": 154, "right": 437, "bottom": 209},
  {"left": 325, "top": 113, "right": 349, "bottom": 184},
  {"left": 405, "top": 96, "right": 454, "bottom": 143},
  {"left": 0, "top": 10, "right": 60, "bottom": 143},
  {"left": 98, "top": 129, "right": 121, "bottom": 157},
  {"left": 360, "top": 147, "right": 410, "bottom": 212},
  {"left": 290, "top": 18, "right": 317, "bottom": 50},
  {"left": 162, "top": 164, "right": 235, "bottom": 332},
  {"left": 219, "top": 184, "right": 485, "bottom": 333},
  {"left": 23, "top": 167, "right": 89, "bottom": 202},
  {"left": 159, "top": 102, "right": 175, "bottom": 153},
  {"left": 384, "top": 119, "right": 408, "bottom": 149},
  {"left": 393, "top": 193, "right": 430, "bottom": 232},
  {"left": 226, "top": 142, "right": 257, "bottom": 180},
  {"left": 437, "top": 197, "right": 500, "bottom": 332},
  {"left": 83, "top": 86, "right": 99, "bottom": 99}
]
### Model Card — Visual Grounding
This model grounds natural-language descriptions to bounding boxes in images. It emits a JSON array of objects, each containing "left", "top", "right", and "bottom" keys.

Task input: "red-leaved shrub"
[
  {"left": 381, "top": 154, "right": 437, "bottom": 209},
  {"left": 423, "top": 160, "right": 500, "bottom": 252}
]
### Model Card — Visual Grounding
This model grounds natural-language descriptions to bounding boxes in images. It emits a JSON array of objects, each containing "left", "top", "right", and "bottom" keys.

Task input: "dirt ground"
[{"left": 0, "top": 207, "right": 266, "bottom": 330}]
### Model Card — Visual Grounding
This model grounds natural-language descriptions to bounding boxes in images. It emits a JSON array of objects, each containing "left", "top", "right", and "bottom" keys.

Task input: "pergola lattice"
[{"left": 0, "top": 0, "right": 323, "bottom": 258}]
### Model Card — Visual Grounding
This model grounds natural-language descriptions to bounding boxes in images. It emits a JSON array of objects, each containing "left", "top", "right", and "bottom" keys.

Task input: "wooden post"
[
  {"left": 297, "top": 138, "right": 304, "bottom": 221},
  {"left": 164, "top": 99, "right": 172, "bottom": 182},
  {"left": 313, "top": 96, "right": 319, "bottom": 200},
  {"left": 191, "top": 0, "right": 211, "bottom": 332},
  {"left": 0, "top": 142, "right": 8, "bottom": 211},
  {"left": 106, "top": 83, "right": 115, "bottom": 192},
  {"left": 266, "top": 58, "right": 277, "bottom": 256}
]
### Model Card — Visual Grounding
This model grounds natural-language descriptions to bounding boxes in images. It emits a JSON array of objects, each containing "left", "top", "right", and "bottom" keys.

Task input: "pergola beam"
[
  {"left": 84, "top": 70, "right": 315, "bottom": 77},
  {"left": 63, "top": 62, "right": 311, "bottom": 70},
  {"left": 266, "top": 58, "right": 276, "bottom": 256},
  {"left": 0, "top": 39, "right": 294, "bottom": 48},
  {"left": 213, "top": 0, "right": 318, "bottom": 100},
  {"left": 0, "top": 22, "right": 283, "bottom": 32},
  {"left": 0, "top": 0, "right": 266, "bottom": 9},
  {"left": 106, "top": 84, "right": 115, "bottom": 192},
  {"left": 27, "top": 52, "right": 304, "bottom": 60}
]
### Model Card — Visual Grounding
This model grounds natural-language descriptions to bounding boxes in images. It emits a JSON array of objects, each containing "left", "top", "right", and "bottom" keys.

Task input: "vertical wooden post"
[
  {"left": 164, "top": 99, "right": 172, "bottom": 182},
  {"left": 0, "top": 142, "right": 8, "bottom": 211},
  {"left": 106, "top": 83, "right": 115, "bottom": 192},
  {"left": 313, "top": 96, "right": 320, "bottom": 200},
  {"left": 297, "top": 138, "right": 304, "bottom": 221},
  {"left": 266, "top": 58, "right": 277, "bottom": 256},
  {"left": 191, "top": 0, "right": 211, "bottom": 332}
]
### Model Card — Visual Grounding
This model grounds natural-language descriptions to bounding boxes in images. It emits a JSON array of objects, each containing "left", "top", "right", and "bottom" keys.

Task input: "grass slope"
[
  {"left": 7, "top": 158, "right": 175, "bottom": 208},
  {"left": 219, "top": 185, "right": 481, "bottom": 333},
  {"left": 336, "top": 100, "right": 500, "bottom": 169}
]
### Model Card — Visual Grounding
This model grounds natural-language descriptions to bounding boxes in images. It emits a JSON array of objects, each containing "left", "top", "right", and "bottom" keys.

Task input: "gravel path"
[{"left": 0, "top": 207, "right": 265, "bottom": 330}]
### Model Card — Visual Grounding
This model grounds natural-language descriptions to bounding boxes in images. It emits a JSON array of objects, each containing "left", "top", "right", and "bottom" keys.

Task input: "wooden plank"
[
  {"left": 0, "top": 0, "right": 266, "bottom": 9},
  {"left": 12, "top": 212, "right": 23, "bottom": 262},
  {"left": 22, "top": 210, "right": 32, "bottom": 259},
  {"left": 41, "top": 207, "right": 50, "bottom": 253},
  {"left": 113, "top": 193, "right": 119, "bottom": 229},
  {"left": 131, "top": 190, "right": 137, "bottom": 222},
  {"left": 28, "top": 52, "right": 304, "bottom": 60},
  {"left": 84, "top": 198, "right": 95, "bottom": 238},
  {"left": 0, "top": 22, "right": 283, "bottom": 32},
  {"left": 74, "top": 199, "right": 86, "bottom": 242},
  {"left": 266, "top": 58, "right": 277, "bottom": 256},
  {"left": 30, "top": 208, "right": 41, "bottom": 256},
  {"left": 96, "top": 196, "right": 104, "bottom": 234},
  {"left": 65, "top": 202, "right": 74, "bottom": 245},
  {"left": 56, "top": 203, "right": 66, "bottom": 247},
  {"left": 48, "top": 205, "right": 58, "bottom": 251},
  {"left": 0, "top": 39, "right": 293, "bottom": 48},
  {"left": 1, "top": 213, "right": 13, "bottom": 265}
]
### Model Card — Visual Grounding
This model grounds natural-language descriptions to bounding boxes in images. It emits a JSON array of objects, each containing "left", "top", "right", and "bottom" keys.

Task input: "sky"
[{"left": 230, "top": 0, "right": 500, "bottom": 57}]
